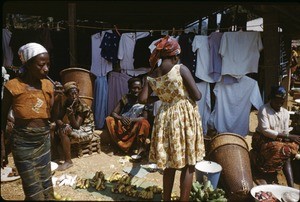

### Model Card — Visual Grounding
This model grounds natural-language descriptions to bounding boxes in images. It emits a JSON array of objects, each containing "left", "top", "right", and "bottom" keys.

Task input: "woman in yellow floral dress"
[{"left": 139, "top": 35, "right": 205, "bottom": 201}]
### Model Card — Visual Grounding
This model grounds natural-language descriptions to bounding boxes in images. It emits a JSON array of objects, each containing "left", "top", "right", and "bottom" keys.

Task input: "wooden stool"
[{"left": 71, "top": 134, "right": 101, "bottom": 158}]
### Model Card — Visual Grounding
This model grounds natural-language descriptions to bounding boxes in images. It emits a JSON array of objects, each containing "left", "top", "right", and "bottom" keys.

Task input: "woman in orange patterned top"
[
  {"left": 1, "top": 43, "right": 61, "bottom": 200},
  {"left": 139, "top": 36, "right": 206, "bottom": 201}
]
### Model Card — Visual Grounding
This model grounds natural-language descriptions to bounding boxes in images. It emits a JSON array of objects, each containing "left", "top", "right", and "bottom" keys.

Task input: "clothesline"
[
  {"left": 70, "top": 23, "right": 281, "bottom": 33},
  {"left": 70, "top": 24, "right": 184, "bottom": 33}
]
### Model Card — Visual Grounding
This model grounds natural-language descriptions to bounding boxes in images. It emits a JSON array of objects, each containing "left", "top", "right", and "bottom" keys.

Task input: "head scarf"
[
  {"left": 63, "top": 81, "right": 78, "bottom": 93},
  {"left": 18, "top": 43, "right": 48, "bottom": 64},
  {"left": 269, "top": 86, "right": 287, "bottom": 99},
  {"left": 149, "top": 35, "right": 181, "bottom": 69}
]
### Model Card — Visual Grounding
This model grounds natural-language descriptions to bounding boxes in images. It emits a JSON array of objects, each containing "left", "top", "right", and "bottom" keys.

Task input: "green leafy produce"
[{"left": 189, "top": 177, "right": 227, "bottom": 202}]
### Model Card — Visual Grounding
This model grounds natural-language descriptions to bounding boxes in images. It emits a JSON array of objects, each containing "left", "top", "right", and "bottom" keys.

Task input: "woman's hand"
[
  {"left": 60, "top": 124, "right": 72, "bottom": 135},
  {"left": 289, "top": 134, "right": 300, "bottom": 144},
  {"left": 121, "top": 116, "right": 131, "bottom": 126},
  {"left": 54, "top": 81, "right": 64, "bottom": 95},
  {"left": 66, "top": 107, "right": 74, "bottom": 117}
]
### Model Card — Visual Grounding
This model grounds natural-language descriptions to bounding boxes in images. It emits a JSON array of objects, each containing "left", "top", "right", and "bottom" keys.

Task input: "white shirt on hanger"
[
  {"left": 212, "top": 76, "right": 263, "bottom": 136},
  {"left": 192, "top": 35, "right": 215, "bottom": 83},
  {"left": 219, "top": 31, "right": 263, "bottom": 77},
  {"left": 2, "top": 28, "right": 14, "bottom": 67},
  {"left": 90, "top": 30, "right": 113, "bottom": 76},
  {"left": 118, "top": 32, "right": 149, "bottom": 71}
]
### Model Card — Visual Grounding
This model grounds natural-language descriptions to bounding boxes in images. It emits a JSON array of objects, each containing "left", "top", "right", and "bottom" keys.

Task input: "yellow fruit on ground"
[{"left": 54, "top": 193, "right": 62, "bottom": 200}]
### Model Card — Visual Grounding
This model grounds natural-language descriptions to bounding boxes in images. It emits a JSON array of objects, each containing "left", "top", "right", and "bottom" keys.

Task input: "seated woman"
[
  {"left": 105, "top": 77, "right": 151, "bottom": 155},
  {"left": 250, "top": 86, "right": 300, "bottom": 187},
  {"left": 54, "top": 81, "right": 95, "bottom": 171}
]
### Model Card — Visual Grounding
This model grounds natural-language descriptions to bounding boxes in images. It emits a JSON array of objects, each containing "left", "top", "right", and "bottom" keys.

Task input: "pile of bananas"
[
  {"left": 137, "top": 186, "right": 162, "bottom": 200},
  {"left": 75, "top": 171, "right": 107, "bottom": 190},
  {"left": 137, "top": 189, "right": 154, "bottom": 200},
  {"left": 91, "top": 171, "right": 107, "bottom": 191},
  {"left": 108, "top": 172, "right": 124, "bottom": 183},
  {"left": 111, "top": 174, "right": 134, "bottom": 194},
  {"left": 75, "top": 178, "right": 90, "bottom": 189},
  {"left": 190, "top": 180, "right": 227, "bottom": 202}
]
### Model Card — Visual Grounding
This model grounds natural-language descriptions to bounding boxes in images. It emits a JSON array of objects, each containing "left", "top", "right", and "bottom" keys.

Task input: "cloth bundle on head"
[
  {"left": 149, "top": 35, "right": 181, "bottom": 68},
  {"left": 64, "top": 81, "right": 78, "bottom": 93},
  {"left": 18, "top": 43, "right": 48, "bottom": 64},
  {"left": 269, "top": 86, "right": 287, "bottom": 99}
]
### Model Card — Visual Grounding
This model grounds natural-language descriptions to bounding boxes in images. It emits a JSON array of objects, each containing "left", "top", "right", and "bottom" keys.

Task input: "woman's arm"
[
  {"left": 1, "top": 88, "right": 12, "bottom": 133},
  {"left": 1, "top": 88, "right": 13, "bottom": 168},
  {"left": 67, "top": 110, "right": 85, "bottom": 129},
  {"left": 180, "top": 64, "right": 202, "bottom": 101},
  {"left": 138, "top": 76, "right": 153, "bottom": 104}
]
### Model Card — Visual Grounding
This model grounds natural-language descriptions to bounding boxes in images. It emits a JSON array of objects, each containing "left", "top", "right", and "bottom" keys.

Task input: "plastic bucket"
[
  {"left": 195, "top": 160, "right": 222, "bottom": 189},
  {"left": 208, "top": 133, "right": 253, "bottom": 201},
  {"left": 60, "top": 67, "right": 95, "bottom": 107}
]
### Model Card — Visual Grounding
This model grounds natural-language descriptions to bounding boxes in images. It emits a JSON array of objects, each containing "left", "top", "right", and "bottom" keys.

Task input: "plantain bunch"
[
  {"left": 137, "top": 188, "right": 154, "bottom": 200},
  {"left": 75, "top": 177, "right": 90, "bottom": 189},
  {"left": 110, "top": 174, "right": 134, "bottom": 194},
  {"left": 108, "top": 172, "right": 123, "bottom": 183},
  {"left": 91, "top": 171, "right": 107, "bottom": 191}
]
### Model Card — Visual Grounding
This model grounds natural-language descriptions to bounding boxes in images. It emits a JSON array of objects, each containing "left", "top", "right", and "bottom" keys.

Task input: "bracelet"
[{"left": 285, "top": 133, "right": 289, "bottom": 138}]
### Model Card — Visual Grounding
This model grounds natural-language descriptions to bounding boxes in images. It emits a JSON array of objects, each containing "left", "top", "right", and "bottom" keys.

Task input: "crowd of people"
[{"left": 1, "top": 38, "right": 300, "bottom": 201}]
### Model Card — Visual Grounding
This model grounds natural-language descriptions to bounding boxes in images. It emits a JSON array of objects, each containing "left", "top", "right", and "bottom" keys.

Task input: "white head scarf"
[{"left": 18, "top": 43, "right": 48, "bottom": 64}]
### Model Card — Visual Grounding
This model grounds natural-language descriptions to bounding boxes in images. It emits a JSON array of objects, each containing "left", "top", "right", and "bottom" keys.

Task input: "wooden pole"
[
  {"left": 262, "top": 9, "right": 280, "bottom": 102},
  {"left": 68, "top": 3, "right": 77, "bottom": 65}
]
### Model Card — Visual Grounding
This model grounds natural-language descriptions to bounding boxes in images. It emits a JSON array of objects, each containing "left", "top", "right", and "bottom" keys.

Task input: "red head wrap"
[{"left": 149, "top": 35, "right": 181, "bottom": 68}]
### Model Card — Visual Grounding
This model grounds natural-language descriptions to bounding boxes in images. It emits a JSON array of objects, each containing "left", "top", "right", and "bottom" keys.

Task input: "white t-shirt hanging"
[
  {"left": 118, "top": 32, "right": 150, "bottom": 71},
  {"left": 90, "top": 30, "right": 113, "bottom": 76},
  {"left": 192, "top": 35, "right": 215, "bottom": 83},
  {"left": 219, "top": 31, "right": 263, "bottom": 77},
  {"left": 212, "top": 76, "right": 263, "bottom": 136}
]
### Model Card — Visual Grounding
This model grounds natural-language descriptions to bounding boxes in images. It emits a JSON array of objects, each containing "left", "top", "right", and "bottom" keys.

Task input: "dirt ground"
[{"left": 1, "top": 109, "right": 299, "bottom": 201}]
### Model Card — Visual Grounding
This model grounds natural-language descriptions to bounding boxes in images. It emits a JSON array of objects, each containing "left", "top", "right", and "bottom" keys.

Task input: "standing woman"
[
  {"left": 139, "top": 36, "right": 206, "bottom": 201},
  {"left": 1, "top": 43, "right": 57, "bottom": 200}
]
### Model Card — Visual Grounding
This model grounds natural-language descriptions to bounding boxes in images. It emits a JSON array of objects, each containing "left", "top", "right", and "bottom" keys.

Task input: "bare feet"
[{"left": 57, "top": 162, "right": 73, "bottom": 171}]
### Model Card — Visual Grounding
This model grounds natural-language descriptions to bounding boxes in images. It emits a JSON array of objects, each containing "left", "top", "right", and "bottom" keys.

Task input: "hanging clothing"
[
  {"left": 93, "top": 76, "right": 108, "bottom": 129},
  {"left": 107, "top": 71, "right": 132, "bottom": 116},
  {"left": 2, "top": 28, "right": 14, "bottom": 67},
  {"left": 192, "top": 35, "right": 215, "bottom": 83},
  {"left": 147, "top": 64, "right": 205, "bottom": 169},
  {"left": 219, "top": 31, "right": 263, "bottom": 77},
  {"left": 90, "top": 30, "right": 113, "bottom": 77},
  {"left": 212, "top": 76, "right": 263, "bottom": 136},
  {"left": 100, "top": 31, "right": 120, "bottom": 65},
  {"left": 133, "top": 35, "right": 162, "bottom": 69},
  {"left": 125, "top": 68, "right": 151, "bottom": 77},
  {"left": 208, "top": 32, "right": 223, "bottom": 82},
  {"left": 207, "top": 14, "right": 217, "bottom": 35},
  {"left": 178, "top": 32, "right": 201, "bottom": 82},
  {"left": 196, "top": 82, "right": 211, "bottom": 135},
  {"left": 118, "top": 32, "right": 150, "bottom": 72}
]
